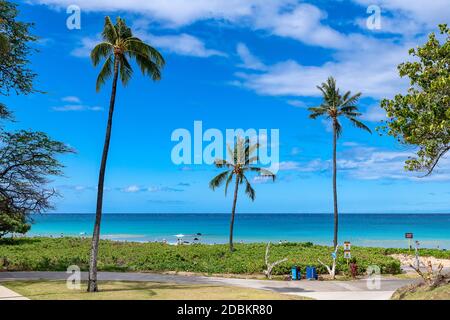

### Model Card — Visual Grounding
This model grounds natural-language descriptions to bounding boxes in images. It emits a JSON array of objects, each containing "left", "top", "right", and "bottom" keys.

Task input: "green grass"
[
  {"left": 0, "top": 237, "right": 420, "bottom": 276},
  {"left": 2, "top": 280, "right": 308, "bottom": 300}
]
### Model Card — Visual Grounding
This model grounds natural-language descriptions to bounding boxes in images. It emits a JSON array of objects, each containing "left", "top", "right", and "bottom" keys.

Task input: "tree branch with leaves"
[
  {"left": 0, "top": 131, "right": 73, "bottom": 237},
  {"left": 380, "top": 24, "right": 449, "bottom": 176}
]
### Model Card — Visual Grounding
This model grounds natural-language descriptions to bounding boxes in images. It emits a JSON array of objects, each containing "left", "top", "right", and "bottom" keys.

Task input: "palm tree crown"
[
  {"left": 90, "top": 16, "right": 165, "bottom": 92},
  {"left": 210, "top": 137, "right": 275, "bottom": 252},
  {"left": 209, "top": 137, "right": 275, "bottom": 201},
  {"left": 308, "top": 77, "right": 371, "bottom": 135}
]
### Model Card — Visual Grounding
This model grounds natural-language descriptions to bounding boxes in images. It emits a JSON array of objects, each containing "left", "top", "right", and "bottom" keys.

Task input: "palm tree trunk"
[
  {"left": 87, "top": 56, "right": 120, "bottom": 292},
  {"left": 332, "top": 120, "right": 339, "bottom": 248},
  {"left": 229, "top": 176, "right": 240, "bottom": 252}
]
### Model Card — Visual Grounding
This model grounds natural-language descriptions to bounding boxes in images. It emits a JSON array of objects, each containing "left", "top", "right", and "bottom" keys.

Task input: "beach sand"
[{"left": 391, "top": 254, "right": 450, "bottom": 270}]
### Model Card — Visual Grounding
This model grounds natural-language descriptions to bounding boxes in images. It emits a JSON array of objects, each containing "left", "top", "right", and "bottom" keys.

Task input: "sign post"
[
  {"left": 405, "top": 233, "right": 414, "bottom": 252},
  {"left": 343, "top": 241, "right": 351, "bottom": 265},
  {"left": 415, "top": 241, "right": 420, "bottom": 269}
]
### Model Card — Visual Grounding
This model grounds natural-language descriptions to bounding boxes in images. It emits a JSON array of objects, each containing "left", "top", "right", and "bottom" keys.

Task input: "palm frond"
[
  {"left": 246, "top": 141, "right": 259, "bottom": 157},
  {"left": 334, "top": 120, "right": 343, "bottom": 138},
  {"left": 115, "top": 17, "right": 132, "bottom": 39},
  {"left": 341, "top": 92, "right": 361, "bottom": 108},
  {"left": 226, "top": 143, "right": 235, "bottom": 163},
  {"left": 342, "top": 91, "right": 350, "bottom": 102},
  {"left": 119, "top": 55, "right": 133, "bottom": 86},
  {"left": 347, "top": 117, "right": 372, "bottom": 133},
  {"left": 243, "top": 175, "right": 256, "bottom": 201},
  {"left": 209, "top": 170, "right": 231, "bottom": 190},
  {"left": 308, "top": 106, "right": 328, "bottom": 119},
  {"left": 245, "top": 155, "right": 259, "bottom": 165},
  {"left": 224, "top": 172, "right": 234, "bottom": 196},
  {"left": 214, "top": 159, "right": 234, "bottom": 169},
  {"left": 339, "top": 106, "right": 358, "bottom": 113},
  {"left": 102, "top": 16, "right": 118, "bottom": 43},
  {"left": 339, "top": 111, "right": 362, "bottom": 118},
  {"left": 125, "top": 38, "right": 165, "bottom": 68},
  {"left": 248, "top": 167, "right": 276, "bottom": 181},
  {"left": 133, "top": 52, "right": 162, "bottom": 81},
  {"left": 90, "top": 42, "right": 113, "bottom": 66},
  {"left": 95, "top": 55, "right": 114, "bottom": 92}
]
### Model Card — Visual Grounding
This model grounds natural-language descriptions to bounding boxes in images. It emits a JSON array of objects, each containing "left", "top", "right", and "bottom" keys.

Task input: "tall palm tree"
[
  {"left": 308, "top": 77, "right": 371, "bottom": 248},
  {"left": 209, "top": 137, "right": 275, "bottom": 252},
  {"left": 88, "top": 16, "right": 165, "bottom": 292}
]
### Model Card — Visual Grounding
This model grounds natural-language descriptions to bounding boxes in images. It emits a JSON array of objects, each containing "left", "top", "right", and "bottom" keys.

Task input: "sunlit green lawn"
[{"left": 2, "top": 280, "right": 308, "bottom": 300}]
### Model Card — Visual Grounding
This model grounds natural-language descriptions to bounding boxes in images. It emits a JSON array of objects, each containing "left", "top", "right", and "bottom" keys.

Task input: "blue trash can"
[
  {"left": 306, "top": 266, "right": 318, "bottom": 280},
  {"left": 291, "top": 266, "right": 298, "bottom": 280}
]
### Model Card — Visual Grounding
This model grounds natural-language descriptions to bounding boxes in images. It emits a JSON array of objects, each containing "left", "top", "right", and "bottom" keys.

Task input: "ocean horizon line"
[
  {"left": 38, "top": 212, "right": 450, "bottom": 215},
  {"left": 28, "top": 213, "right": 450, "bottom": 248}
]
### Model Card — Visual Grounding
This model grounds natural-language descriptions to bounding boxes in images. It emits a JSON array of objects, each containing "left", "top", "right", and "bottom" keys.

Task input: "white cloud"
[
  {"left": 124, "top": 185, "right": 141, "bottom": 193},
  {"left": 286, "top": 100, "right": 306, "bottom": 108},
  {"left": 121, "top": 185, "right": 185, "bottom": 193},
  {"left": 36, "top": 37, "right": 55, "bottom": 46},
  {"left": 361, "top": 105, "right": 387, "bottom": 122},
  {"left": 278, "top": 159, "right": 328, "bottom": 172},
  {"left": 321, "top": 119, "right": 333, "bottom": 133},
  {"left": 280, "top": 146, "right": 450, "bottom": 181},
  {"left": 142, "top": 33, "right": 226, "bottom": 58},
  {"left": 252, "top": 3, "right": 349, "bottom": 49},
  {"left": 352, "top": 0, "right": 450, "bottom": 33},
  {"left": 71, "top": 36, "right": 100, "bottom": 57},
  {"left": 62, "top": 96, "right": 81, "bottom": 103},
  {"left": 236, "top": 43, "right": 267, "bottom": 71},
  {"left": 31, "top": 0, "right": 264, "bottom": 26},
  {"left": 342, "top": 142, "right": 361, "bottom": 147},
  {"left": 234, "top": 38, "right": 412, "bottom": 99},
  {"left": 252, "top": 175, "right": 274, "bottom": 184},
  {"left": 52, "top": 104, "right": 103, "bottom": 112},
  {"left": 71, "top": 32, "right": 224, "bottom": 59},
  {"left": 31, "top": 1, "right": 441, "bottom": 102},
  {"left": 33, "top": 0, "right": 352, "bottom": 49}
]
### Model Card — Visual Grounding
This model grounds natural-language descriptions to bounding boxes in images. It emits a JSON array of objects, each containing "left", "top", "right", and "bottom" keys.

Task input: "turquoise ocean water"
[{"left": 28, "top": 214, "right": 450, "bottom": 249}]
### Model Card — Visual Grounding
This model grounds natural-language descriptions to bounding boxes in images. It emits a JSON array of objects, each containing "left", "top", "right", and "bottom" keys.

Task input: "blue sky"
[{"left": 4, "top": 0, "right": 450, "bottom": 213}]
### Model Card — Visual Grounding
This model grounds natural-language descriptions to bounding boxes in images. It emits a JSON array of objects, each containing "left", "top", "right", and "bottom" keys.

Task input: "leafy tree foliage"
[
  {"left": 0, "top": 0, "right": 37, "bottom": 96},
  {"left": 0, "top": 131, "right": 73, "bottom": 237},
  {"left": 0, "top": 212, "right": 29, "bottom": 237},
  {"left": 0, "top": 1, "right": 71, "bottom": 237},
  {"left": 380, "top": 24, "right": 450, "bottom": 175}
]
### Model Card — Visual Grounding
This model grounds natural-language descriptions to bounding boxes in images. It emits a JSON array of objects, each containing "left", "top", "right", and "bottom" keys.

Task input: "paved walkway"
[
  {"left": 0, "top": 284, "right": 28, "bottom": 300},
  {"left": 0, "top": 272, "right": 416, "bottom": 300}
]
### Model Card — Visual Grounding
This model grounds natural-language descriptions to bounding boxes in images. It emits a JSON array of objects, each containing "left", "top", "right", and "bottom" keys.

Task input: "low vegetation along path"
[{"left": 0, "top": 272, "right": 416, "bottom": 300}]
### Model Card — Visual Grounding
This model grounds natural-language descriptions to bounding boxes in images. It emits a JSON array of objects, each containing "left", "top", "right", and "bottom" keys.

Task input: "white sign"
[{"left": 344, "top": 241, "right": 351, "bottom": 251}]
